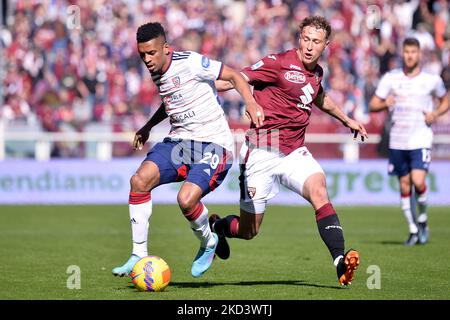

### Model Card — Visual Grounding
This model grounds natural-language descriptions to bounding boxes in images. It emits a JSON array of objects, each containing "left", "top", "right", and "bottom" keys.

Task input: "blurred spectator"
[
  {"left": 409, "top": 22, "right": 436, "bottom": 51},
  {"left": 441, "top": 53, "right": 450, "bottom": 90},
  {"left": 1, "top": 94, "right": 33, "bottom": 123},
  {"left": 423, "top": 50, "right": 443, "bottom": 75}
]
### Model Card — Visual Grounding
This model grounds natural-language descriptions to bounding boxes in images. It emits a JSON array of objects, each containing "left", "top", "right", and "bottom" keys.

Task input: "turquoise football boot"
[
  {"left": 191, "top": 233, "right": 218, "bottom": 278},
  {"left": 112, "top": 254, "right": 141, "bottom": 277}
]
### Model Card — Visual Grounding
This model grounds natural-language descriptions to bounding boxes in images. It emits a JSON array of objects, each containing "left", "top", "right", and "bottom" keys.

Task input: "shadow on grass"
[
  {"left": 360, "top": 239, "right": 405, "bottom": 245},
  {"left": 379, "top": 240, "right": 405, "bottom": 245},
  {"left": 169, "top": 280, "right": 344, "bottom": 290}
]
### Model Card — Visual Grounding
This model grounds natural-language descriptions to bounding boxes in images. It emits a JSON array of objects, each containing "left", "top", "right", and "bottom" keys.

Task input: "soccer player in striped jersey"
[
  {"left": 112, "top": 22, "right": 264, "bottom": 278},
  {"left": 370, "top": 38, "right": 449, "bottom": 246}
]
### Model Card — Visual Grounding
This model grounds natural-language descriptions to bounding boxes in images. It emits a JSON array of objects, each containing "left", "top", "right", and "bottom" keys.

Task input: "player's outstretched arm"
[
  {"left": 218, "top": 65, "right": 264, "bottom": 128},
  {"left": 133, "top": 103, "right": 168, "bottom": 150},
  {"left": 315, "top": 91, "right": 368, "bottom": 141},
  {"left": 424, "top": 94, "right": 449, "bottom": 125}
]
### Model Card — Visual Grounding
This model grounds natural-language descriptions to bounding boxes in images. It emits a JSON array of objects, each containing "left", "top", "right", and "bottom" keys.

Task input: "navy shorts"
[
  {"left": 144, "top": 138, "right": 233, "bottom": 196},
  {"left": 388, "top": 148, "right": 431, "bottom": 177}
]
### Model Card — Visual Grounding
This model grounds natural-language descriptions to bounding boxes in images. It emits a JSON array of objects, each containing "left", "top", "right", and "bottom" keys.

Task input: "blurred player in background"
[
  {"left": 369, "top": 38, "right": 449, "bottom": 246},
  {"left": 212, "top": 16, "right": 367, "bottom": 286},
  {"left": 112, "top": 22, "right": 264, "bottom": 278}
]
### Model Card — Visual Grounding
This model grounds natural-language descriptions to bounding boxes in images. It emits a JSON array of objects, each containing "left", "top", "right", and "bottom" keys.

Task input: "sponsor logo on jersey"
[
  {"left": 163, "top": 93, "right": 183, "bottom": 105},
  {"left": 201, "top": 56, "right": 210, "bottom": 68},
  {"left": 267, "top": 55, "right": 277, "bottom": 60},
  {"left": 172, "top": 76, "right": 181, "bottom": 88},
  {"left": 284, "top": 71, "right": 306, "bottom": 84},
  {"left": 172, "top": 93, "right": 183, "bottom": 101},
  {"left": 290, "top": 64, "right": 301, "bottom": 70},
  {"left": 247, "top": 187, "right": 256, "bottom": 199},
  {"left": 251, "top": 60, "right": 264, "bottom": 70},
  {"left": 172, "top": 110, "right": 196, "bottom": 123}
]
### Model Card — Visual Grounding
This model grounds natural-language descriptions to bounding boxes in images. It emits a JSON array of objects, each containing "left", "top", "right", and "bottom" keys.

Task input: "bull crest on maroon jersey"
[
  {"left": 247, "top": 187, "right": 256, "bottom": 199},
  {"left": 172, "top": 76, "right": 181, "bottom": 88}
]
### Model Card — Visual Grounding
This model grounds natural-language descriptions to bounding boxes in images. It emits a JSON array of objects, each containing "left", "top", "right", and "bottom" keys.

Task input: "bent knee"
[
  {"left": 414, "top": 182, "right": 426, "bottom": 193},
  {"left": 308, "top": 186, "right": 329, "bottom": 204},
  {"left": 130, "top": 172, "right": 158, "bottom": 192},
  {"left": 303, "top": 174, "right": 328, "bottom": 203},
  {"left": 177, "top": 193, "right": 198, "bottom": 212},
  {"left": 130, "top": 173, "right": 146, "bottom": 191},
  {"left": 130, "top": 161, "right": 160, "bottom": 192}
]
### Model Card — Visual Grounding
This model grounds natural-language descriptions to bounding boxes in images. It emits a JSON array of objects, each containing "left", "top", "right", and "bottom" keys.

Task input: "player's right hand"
[{"left": 133, "top": 127, "right": 150, "bottom": 151}]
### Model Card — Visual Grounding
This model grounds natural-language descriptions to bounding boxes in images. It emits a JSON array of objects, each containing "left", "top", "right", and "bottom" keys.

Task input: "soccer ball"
[{"left": 130, "top": 256, "right": 171, "bottom": 292}]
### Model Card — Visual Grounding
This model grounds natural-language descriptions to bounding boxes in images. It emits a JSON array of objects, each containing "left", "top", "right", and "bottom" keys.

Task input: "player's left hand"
[
  {"left": 345, "top": 118, "right": 368, "bottom": 142},
  {"left": 245, "top": 101, "right": 265, "bottom": 128}
]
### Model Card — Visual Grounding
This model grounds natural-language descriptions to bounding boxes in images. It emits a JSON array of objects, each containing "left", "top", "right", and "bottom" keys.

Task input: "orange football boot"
[{"left": 337, "top": 249, "right": 360, "bottom": 286}]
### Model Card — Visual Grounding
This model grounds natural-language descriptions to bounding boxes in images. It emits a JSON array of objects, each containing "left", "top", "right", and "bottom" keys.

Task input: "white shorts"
[{"left": 239, "top": 142, "right": 324, "bottom": 214}]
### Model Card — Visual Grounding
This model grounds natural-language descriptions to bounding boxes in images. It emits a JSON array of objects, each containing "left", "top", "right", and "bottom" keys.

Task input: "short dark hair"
[
  {"left": 403, "top": 37, "right": 420, "bottom": 48},
  {"left": 136, "top": 22, "right": 166, "bottom": 43},
  {"left": 299, "top": 16, "right": 332, "bottom": 39}
]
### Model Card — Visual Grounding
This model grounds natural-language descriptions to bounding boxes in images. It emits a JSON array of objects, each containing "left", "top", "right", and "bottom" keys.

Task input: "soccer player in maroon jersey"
[{"left": 212, "top": 16, "right": 367, "bottom": 285}]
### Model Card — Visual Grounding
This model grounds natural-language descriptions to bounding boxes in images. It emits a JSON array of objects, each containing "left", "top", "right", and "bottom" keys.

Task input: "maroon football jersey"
[{"left": 241, "top": 49, "right": 324, "bottom": 155}]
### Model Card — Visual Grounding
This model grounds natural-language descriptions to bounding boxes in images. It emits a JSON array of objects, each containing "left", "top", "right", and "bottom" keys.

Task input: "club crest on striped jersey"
[
  {"left": 284, "top": 71, "right": 305, "bottom": 84},
  {"left": 172, "top": 76, "right": 181, "bottom": 88}
]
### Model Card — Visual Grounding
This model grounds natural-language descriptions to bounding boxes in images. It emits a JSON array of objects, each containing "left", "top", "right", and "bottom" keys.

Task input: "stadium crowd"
[{"left": 1, "top": 0, "right": 449, "bottom": 157}]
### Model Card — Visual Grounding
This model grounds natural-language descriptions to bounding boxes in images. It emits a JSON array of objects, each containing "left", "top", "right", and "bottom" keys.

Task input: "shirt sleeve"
[
  {"left": 374, "top": 73, "right": 393, "bottom": 99},
  {"left": 241, "top": 55, "right": 279, "bottom": 85},
  {"left": 434, "top": 75, "right": 447, "bottom": 98},
  {"left": 188, "top": 51, "right": 223, "bottom": 81}
]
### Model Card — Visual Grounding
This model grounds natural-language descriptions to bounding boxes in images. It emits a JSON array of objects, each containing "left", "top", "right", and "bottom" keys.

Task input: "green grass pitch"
[{"left": 0, "top": 205, "right": 449, "bottom": 300}]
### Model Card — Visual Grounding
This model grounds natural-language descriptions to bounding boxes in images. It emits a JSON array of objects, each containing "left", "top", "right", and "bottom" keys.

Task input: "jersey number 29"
[{"left": 200, "top": 152, "right": 220, "bottom": 169}]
